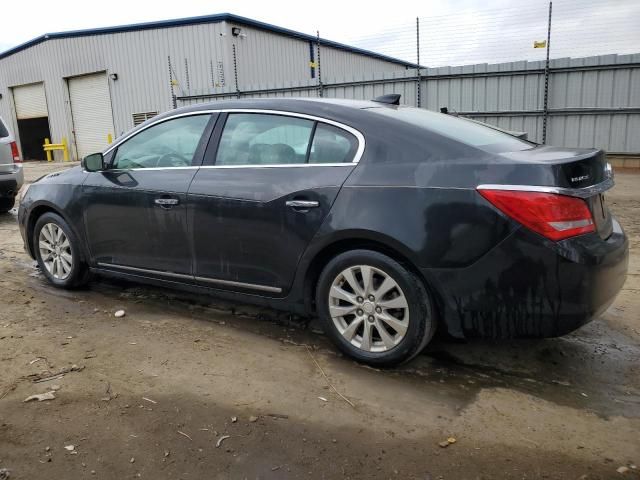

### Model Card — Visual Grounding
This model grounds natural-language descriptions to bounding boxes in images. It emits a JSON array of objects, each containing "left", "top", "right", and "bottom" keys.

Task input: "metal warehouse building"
[{"left": 0, "top": 13, "right": 413, "bottom": 161}]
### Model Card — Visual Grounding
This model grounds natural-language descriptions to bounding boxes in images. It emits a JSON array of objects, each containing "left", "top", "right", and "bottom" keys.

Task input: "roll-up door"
[
  {"left": 13, "top": 82, "right": 48, "bottom": 119},
  {"left": 68, "top": 72, "right": 114, "bottom": 158}
]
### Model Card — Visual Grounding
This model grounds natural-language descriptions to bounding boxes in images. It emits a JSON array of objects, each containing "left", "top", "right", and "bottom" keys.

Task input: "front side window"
[
  {"left": 112, "top": 114, "right": 210, "bottom": 169},
  {"left": 216, "top": 113, "right": 314, "bottom": 166}
]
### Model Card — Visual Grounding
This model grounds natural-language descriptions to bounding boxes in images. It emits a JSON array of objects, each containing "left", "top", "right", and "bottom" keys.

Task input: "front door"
[
  {"left": 188, "top": 112, "right": 362, "bottom": 294},
  {"left": 83, "top": 113, "right": 215, "bottom": 277}
]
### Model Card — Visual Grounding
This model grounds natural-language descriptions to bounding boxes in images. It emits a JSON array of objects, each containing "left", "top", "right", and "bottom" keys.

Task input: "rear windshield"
[
  {"left": 0, "top": 118, "right": 8, "bottom": 139},
  {"left": 371, "top": 106, "right": 534, "bottom": 153}
]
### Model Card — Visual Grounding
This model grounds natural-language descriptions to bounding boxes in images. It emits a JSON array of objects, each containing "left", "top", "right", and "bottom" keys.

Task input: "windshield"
[{"left": 371, "top": 106, "right": 534, "bottom": 153}]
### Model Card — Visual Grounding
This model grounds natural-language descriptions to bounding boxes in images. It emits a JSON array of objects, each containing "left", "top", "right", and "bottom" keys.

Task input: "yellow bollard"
[
  {"left": 44, "top": 138, "right": 52, "bottom": 162},
  {"left": 62, "top": 137, "right": 69, "bottom": 162},
  {"left": 107, "top": 133, "right": 113, "bottom": 144},
  {"left": 43, "top": 137, "right": 70, "bottom": 162}
]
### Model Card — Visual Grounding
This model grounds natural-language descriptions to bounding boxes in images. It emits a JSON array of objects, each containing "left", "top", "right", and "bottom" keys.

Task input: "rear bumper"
[
  {"left": 426, "top": 218, "right": 628, "bottom": 339},
  {"left": 0, "top": 166, "right": 24, "bottom": 197}
]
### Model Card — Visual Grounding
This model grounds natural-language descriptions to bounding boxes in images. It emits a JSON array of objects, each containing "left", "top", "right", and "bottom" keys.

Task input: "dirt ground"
[{"left": 0, "top": 162, "right": 638, "bottom": 480}]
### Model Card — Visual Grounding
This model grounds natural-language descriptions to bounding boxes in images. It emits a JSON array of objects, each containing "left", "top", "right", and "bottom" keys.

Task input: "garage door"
[
  {"left": 68, "top": 73, "right": 114, "bottom": 159},
  {"left": 13, "top": 82, "right": 48, "bottom": 119}
]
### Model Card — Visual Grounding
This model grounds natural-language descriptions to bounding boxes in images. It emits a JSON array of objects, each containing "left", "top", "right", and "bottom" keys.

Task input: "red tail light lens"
[
  {"left": 478, "top": 189, "right": 595, "bottom": 241},
  {"left": 10, "top": 141, "right": 21, "bottom": 163}
]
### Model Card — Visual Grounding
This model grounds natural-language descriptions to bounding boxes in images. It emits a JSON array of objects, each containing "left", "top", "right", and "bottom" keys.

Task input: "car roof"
[{"left": 174, "top": 97, "right": 385, "bottom": 115}]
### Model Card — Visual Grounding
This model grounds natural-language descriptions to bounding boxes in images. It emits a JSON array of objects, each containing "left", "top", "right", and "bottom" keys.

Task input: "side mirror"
[{"left": 82, "top": 153, "right": 105, "bottom": 172}]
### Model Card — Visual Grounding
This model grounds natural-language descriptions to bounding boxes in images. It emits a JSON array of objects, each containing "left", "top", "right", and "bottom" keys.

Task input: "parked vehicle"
[
  {"left": 0, "top": 115, "right": 24, "bottom": 213},
  {"left": 18, "top": 98, "right": 628, "bottom": 366}
]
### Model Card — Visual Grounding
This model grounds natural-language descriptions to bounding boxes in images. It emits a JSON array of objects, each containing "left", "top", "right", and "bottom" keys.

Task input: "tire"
[
  {"left": 316, "top": 249, "right": 436, "bottom": 367},
  {"left": 33, "top": 212, "right": 90, "bottom": 289},
  {"left": 0, "top": 197, "right": 14, "bottom": 214}
]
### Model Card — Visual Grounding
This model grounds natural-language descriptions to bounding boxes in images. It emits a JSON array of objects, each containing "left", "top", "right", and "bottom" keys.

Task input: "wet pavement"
[{"left": 0, "top": 162, "right": 638, "bottom": 479}]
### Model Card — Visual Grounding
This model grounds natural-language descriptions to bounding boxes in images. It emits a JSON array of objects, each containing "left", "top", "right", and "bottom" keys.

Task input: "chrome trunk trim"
[{"left": 477, "top": 177, "right": 614, "bottom": 199}]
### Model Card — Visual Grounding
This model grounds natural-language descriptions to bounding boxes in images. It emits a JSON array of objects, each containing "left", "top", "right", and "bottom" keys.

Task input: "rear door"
[
  {"left": 83, "top": 113, "right": 216, "bottom": 277},
  {"left": 188, "top": 111, "right": 363, "bottom": 295}
]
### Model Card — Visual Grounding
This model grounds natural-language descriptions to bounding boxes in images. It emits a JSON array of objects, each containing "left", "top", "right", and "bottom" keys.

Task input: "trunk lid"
[{"left": 500, "top": 146, "right": 613, "bottom": 239}]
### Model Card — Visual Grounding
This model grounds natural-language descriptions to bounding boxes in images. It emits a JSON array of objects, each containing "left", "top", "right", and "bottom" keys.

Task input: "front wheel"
[
  {"left": 316, "top": 250, "right": 436, "bottom": 367},
  {"left": 34, "top": 212, "right": 90, "bottom": 289}
]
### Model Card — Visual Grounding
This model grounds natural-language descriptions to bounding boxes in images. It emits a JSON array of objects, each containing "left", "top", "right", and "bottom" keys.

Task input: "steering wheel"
[{"left": 156, "top": 152, "right": 189, "bottom": 168}]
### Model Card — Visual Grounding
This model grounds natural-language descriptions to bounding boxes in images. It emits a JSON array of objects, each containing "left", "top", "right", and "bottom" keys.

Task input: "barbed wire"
[{"left": 345, "top": 0, "right": 640, "bottom": 67}]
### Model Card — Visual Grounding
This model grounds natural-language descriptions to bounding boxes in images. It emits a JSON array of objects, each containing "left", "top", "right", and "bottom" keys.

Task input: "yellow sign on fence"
[{"left": 533, "top": 40, "right": 547, "bottom": 49}]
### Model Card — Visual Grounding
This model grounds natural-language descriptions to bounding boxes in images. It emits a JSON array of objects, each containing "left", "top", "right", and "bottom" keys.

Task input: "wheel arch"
[
  {"left": 26, "top": 201, "right": 88, "bottom": 262},
  {"left": 301, "top": 231, "right": 446, "bottom": 324}
]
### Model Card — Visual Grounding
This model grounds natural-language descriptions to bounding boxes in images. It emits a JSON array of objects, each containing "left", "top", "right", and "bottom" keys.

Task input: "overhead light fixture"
[
  {"left": 110, "top": 73, "right": 118, "bottom": 81},
  {"left": 232, "top": 27, "right": 242, "bottom": 36}
]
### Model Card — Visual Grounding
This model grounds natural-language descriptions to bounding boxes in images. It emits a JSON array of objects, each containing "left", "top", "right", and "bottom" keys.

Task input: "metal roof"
[{"left": 0, "top": 13, "right": 417, "bottom": 67}]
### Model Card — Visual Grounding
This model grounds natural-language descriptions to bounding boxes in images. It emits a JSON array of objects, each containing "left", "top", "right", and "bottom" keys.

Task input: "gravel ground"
[{"left": 0, "top": 162, "right": 638, "bottom": 479}]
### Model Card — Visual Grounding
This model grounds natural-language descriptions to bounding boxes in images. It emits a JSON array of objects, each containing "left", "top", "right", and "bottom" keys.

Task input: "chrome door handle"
[
  {"left": 286, "top": 200, "right": 319, "bottom": 209},
  {"left": 155, "top": 198, "right": 179, "bottom": 206}
]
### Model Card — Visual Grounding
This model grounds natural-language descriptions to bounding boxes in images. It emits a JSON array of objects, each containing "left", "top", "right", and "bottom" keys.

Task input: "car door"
[
  {"left": 188, "top": 111, "right": 363, "bottom": 295},
  {"left": 82, "top": 113, "right": 216, "bottom": 277}
]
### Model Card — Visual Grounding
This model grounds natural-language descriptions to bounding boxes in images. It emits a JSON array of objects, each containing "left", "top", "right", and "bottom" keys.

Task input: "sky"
[{"left": 1, "top": 0, "right": 638, "bottom": 67}]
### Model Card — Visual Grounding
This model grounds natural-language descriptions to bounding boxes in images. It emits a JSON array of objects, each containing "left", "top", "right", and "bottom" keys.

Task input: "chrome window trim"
[
  {"left": 199, "top": 163, "right": 354, "bottom": 169},
  {"left": 477, "top": 177, "right": 614, "bottom": 199},
  {"left": 97, "top": 262, "right": 282, "bottom": 294},
  {"left": 103, "top": 166, "right": 199, "bottom": 172},
  {"left": 103, "top": 108, "right": 366, "bottom": 165}
]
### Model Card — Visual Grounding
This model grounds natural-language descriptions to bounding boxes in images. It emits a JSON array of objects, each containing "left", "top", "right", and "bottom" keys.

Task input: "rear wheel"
[
  {"left": 316, "top": 249, "right": 436, "bottom": 366},
  {"left": 34, "top": 212, "right": 90, "bottom": 289},
  {"left": 0, "top": 197, "right": 14, "bottom": 214}
]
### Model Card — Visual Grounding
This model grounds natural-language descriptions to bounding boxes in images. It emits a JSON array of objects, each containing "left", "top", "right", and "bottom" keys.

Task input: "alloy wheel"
[
  {"left": 38, "top": 222, "right": 73, "bottom": 280},
  {"left": 328, "top": 265, "right": 409, "bottom": 353}
]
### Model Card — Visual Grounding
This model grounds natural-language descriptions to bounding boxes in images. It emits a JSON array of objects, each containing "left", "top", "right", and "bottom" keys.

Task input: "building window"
[{"left": 132, "top": 111, "right": 159, "bottom": 127}]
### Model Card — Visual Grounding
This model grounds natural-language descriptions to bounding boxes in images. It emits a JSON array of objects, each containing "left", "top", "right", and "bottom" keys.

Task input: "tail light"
[
  {"left": 478, "top": 189, "right": 595, "bottom": 241},
  {"left": 10, "top": 141, "right": 21, "bottom": 163}
]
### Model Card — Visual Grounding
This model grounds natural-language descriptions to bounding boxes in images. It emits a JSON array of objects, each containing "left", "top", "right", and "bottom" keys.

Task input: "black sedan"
[{"left": 18, "top": 97, "right": 628, "bottom": 366}]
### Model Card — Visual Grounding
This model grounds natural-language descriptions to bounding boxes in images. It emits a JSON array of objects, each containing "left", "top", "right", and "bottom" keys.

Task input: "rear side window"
[
  {"left": 309, "top": 124, "right": 358, "bottom": 164},
  {"left": 215, "top": 113, "right": 359, "bottom": 166},
  {"left": 0, "top": 118, "right": 9, "bottom": 139},
  {"left": 372, "top": 107, "right": 533, "bottom": 153},
  {"left": 216, "top": 113, "right": 314, "bottom": 166}
]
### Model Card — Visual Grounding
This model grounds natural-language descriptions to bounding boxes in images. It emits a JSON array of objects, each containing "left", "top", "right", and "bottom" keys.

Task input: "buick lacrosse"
[{"left": 18, "top": 97, "right": 628, "bottom": 365}]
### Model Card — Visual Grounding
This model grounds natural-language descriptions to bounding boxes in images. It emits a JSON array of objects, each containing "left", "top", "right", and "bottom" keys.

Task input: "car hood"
[{"left": 34, "top": 165, "right": 88, "bottom": 185}]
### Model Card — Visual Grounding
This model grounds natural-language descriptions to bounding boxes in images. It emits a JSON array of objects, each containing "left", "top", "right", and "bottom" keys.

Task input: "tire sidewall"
[
  {"left": 316, "top": 249, "right": 434, "bottom": 367},
  {"left": 34, "top": 212, "right": 86, "bottom": 288}
]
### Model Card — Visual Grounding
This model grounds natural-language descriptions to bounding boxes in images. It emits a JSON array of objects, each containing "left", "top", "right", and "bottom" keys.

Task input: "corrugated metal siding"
[
  {"left": 0, "top": 21, "right": 405, "bottom": 159},
  {"left": 0, "top": 22, "right": 230, "bottom": 158},
  {"left": 189, "top": 53, "right": 640, "bottom": 153},
  {"left": 253, "top": 54, "right": 640, "bottom": 153},
  {"left": 418, "top": 53, "right": 640, "bottom": 152}
]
